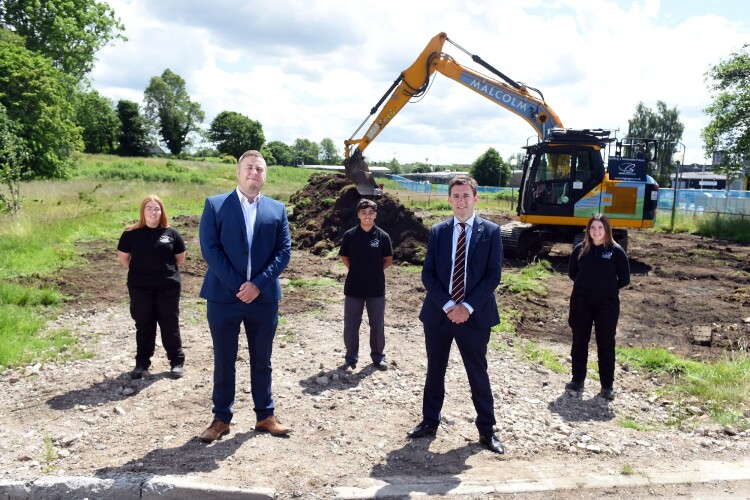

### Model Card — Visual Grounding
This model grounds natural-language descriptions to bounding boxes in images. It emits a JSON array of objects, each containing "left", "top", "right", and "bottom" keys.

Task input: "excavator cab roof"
[{"left": 543, "top": 128, "right": 615, "bottom": 145}]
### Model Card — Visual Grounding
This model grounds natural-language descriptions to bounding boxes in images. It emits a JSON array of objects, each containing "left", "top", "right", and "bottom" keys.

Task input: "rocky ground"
[{"left": 1, "top": 215, "right": 749, "bottom": 498}]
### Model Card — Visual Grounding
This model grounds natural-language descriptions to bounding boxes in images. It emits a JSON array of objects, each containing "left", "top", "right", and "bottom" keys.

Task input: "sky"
[{"left": 90, "top": 0, "right": 749, "bottom": 166}]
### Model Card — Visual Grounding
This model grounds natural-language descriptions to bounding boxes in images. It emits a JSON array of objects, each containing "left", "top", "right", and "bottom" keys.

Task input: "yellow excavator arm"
[{"left": 344, "top": 32, "right": 564, "bottom": 194}]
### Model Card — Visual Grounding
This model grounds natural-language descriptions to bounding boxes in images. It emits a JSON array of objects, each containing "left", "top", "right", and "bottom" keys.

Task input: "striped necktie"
[{"left": 451, "top": 222, "right": 466, "bottom": 303}]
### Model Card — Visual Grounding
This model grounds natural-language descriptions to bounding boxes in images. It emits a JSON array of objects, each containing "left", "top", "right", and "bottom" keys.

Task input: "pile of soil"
[{"left": 287, "top": 173, "right": 429, "bottom": 264}]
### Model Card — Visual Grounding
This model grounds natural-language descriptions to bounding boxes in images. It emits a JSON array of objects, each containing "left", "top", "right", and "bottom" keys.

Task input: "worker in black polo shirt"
[
  {"left": 566, "top": 213, "right": 630, "bottom": 401},
  {"left": 339, "top": 198, "right": 393, "bottom": 371},
  {"left": 117, "top": 195, "right": 186, "bottom": 380}
]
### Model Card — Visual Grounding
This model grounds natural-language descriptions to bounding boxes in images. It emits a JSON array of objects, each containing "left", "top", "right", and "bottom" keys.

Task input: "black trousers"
[
  {"left": 128, "top": 285, "right": 184, "bottom": 369},
  {"left": 423, "top": 321, "right": 495, "bottom": 434},
  {"left": 568, "top": 293, "right": 619, "bottom": 389}
]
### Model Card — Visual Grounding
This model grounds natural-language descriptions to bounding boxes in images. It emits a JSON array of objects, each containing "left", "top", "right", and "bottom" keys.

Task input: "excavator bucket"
[{"left": 344, "top": 149, "right": 381, "bottom": 197}]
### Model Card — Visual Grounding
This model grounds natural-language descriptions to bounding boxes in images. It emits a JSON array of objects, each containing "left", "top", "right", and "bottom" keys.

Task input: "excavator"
[{"left": 343, "top": 32, "right": 660, "bottom": 257}]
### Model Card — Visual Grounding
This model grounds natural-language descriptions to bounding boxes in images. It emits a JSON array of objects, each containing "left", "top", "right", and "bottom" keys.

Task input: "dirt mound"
[{"left": 288, "top": 173, "right": 429, "bottom": 264}]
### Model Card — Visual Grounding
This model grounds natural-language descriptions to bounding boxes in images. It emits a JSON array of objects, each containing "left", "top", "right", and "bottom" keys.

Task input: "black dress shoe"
[
  {"left": 407, "top": 421, "right": 438, "bottom": 438},
  {"left": 479, "top": 432, "right": 505, "bottom": 454}
]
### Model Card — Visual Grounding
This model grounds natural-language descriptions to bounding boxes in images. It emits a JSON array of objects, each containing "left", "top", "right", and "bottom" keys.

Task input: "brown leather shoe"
[
  {"left": 254, "top": 415, "right": 291, "bottom": 436},
  {"left": 199, "top": 419, "right": 230, "bottom": 443}
]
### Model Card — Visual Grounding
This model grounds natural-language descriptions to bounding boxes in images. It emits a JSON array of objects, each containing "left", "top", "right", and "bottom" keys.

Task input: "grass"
[
  {"left": 518, "top": 339, "right": 566, "bottom": 373},
  {"left": 501, "top": 260, "right": 552, "bottom": 297},
  {"left": 620, "top": 464, "right": 637, "bottom": 476},
  {"left": 490, "top": 306, "right": 566, "bottom": 373},
  {"left": 43, "top": 432, "right": 55, "bottom": 473},
  {"left": 618, "top": 418, "right": 657, "bottom": 431},
  {"left": 400, "top": 265, "right": 423, "bottom": 274},
  {"left": 695, "top": 213, "right": 750, "bottom": 242},
  {"left": 0, "top": 283, "right": 75, "bottom": 367},
  {"left": 617, "top": 346, "right": 750, "bottom": 429},
  {"left": 654, "top": 210, "right": 750, "bottom": 243},
  {"left": 490, "top": 306, "right": 521, "bottom": 353},
  {"left": 286, "top": 277, "right": 338, "bottom": 292}
]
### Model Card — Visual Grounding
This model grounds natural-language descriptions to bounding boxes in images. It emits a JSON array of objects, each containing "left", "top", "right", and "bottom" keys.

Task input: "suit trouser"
[
  {"left": 128, "top": 285, "right": 184, "bottom": 369},
  {"left": 207, "top": 300, "right": 278, "bottom": 424},
  {"left": 422, "top": 320, "right": 496, "bottom": 434},
  {"left": 343, "top": 295, "right": 386, "bottom": 364},
  {"left": 568, "top": 293, "right": 619, "bottom": 389}
]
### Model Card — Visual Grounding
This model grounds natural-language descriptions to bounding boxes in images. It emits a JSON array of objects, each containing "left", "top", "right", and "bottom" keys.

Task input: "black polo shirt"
[
  {"left": 568, "top": 242, "right": 630, "bottom": 298},
  {"left": 339, "top": 224, "right": 393, "bottom": 298},
  {"left": 118, "top": 226, "right": 186, "bottom": 289}
]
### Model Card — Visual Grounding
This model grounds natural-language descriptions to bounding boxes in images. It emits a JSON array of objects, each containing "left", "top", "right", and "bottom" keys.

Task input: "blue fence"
[
  {"left": 388, "top": 175, "right": 516, "bottom": 196},
  {"left": 658, "top": 189, "right": 750, "bottom": 215}
]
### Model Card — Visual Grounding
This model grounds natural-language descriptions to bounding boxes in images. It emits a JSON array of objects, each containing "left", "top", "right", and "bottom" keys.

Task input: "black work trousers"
[
  {"left": 568, "top": 293, "right": 619, "bottom": 389},
  {"left": 128, "top": 285, "right": 184, "bottom": 369}
]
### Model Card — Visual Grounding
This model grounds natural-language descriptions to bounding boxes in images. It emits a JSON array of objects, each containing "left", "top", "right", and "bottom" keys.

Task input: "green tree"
[
  {"left": 702, "top": 44, "right": 750, "bottom": 175},
  {"left": 626, "top": 101, "right": 684, "bottom": 186},
  {"left": 0, "top": 37, "right": 81, "bottom": 178},
  {"left": 411, "top": 162, "right": 432, "bottom": 173},
  {"left": 116, "top": 100, "right": 150, "bottom": 156},
  {"left": 471, "top": 147, "right": 502, "bottom": 186},
  {"left": 0, "top": 0, "right": 125, "bottom": 80},
  {"left": 318, "top": 138, "right": 341, "bottom": 165},
  {"left": 387, "top": 157, "right": 402, "bottom": 175},
  {"left": 208, "top": 111, "right": 264, "bottom": 159},
  {"left": 143, "top": 69, "right": 205, "bottom": 155},
  {"left": 75, "top": 88, "right": 119, "bottom": 153},
  {"left": 266, "top": 140, "right": 293, "bottom": 166},
  {"left": 0, "top": 103, "right": 29, "bottom": 215},
  {"left": 292, "top": 138, "right": 319, "bottom": 165}
]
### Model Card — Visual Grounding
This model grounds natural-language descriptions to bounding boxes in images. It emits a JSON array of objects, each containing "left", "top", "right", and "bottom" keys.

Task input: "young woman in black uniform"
[
  {"left": 117, "top": 195, "right": 186, "bottom": 379},
  {"left": 566, "top": 213, "right": 630, "bottom": 400}
]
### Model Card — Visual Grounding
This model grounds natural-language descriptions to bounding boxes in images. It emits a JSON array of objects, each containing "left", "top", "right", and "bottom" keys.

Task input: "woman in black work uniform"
[
  {"left": 565, "top": 213, "right": 630, "bottom": 401},
  {"left": 117, "top": 195, "right": 186, "bottom": 380}
]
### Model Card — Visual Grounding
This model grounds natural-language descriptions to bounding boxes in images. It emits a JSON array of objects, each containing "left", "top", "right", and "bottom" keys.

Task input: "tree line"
[{"left": 1, "top": 0, "right": 748, "bottom": 215}]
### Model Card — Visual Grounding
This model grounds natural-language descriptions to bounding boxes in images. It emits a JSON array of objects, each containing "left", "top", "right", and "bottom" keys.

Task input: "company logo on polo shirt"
[
  {"left": 159, "top": 235, "right": 172, "bottom": 244},
  {"left": 370, "top": 239, "right": 380, "bottom": 248},
  {"left": 602, "top": 251, "right": 613, "bottom": 259}
]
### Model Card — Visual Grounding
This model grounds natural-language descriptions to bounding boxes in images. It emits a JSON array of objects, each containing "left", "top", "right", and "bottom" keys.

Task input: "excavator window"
[
  {"left": 572, "top": 149, "right": 604, "bottom": 196},
  {"left": 532, "top": 152, "right": 572, "bottom": 205},
  {"left": 530, "top": 149, "right": 604, "bottom": 207}
]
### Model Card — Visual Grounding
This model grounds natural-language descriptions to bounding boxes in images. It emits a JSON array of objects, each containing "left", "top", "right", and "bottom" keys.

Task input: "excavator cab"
[
  {"left": 503, "top": 128, "right": 659, "bottom": 257},
  {"left": 519, "top": 129, "right": 611, "bottom": 220}
]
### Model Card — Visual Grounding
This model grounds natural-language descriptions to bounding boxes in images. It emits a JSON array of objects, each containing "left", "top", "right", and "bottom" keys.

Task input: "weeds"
[
  {"left": 43, "top": 432, "right": 55, "bottom": 473},
  {"left": 501, "top": 260, "right": 552, "bottom": 297},
  {"left": 617, "top": 346, "right": 750, "bottom": 429},
  {"left": 518, "top": 339, "right": 566, "bottom": 373},
  {"left": 654, "top": 211, "right": 750, "bottom": 243},
  {"left": 618, "top": 418, "right": 657, "bottom": 431}
]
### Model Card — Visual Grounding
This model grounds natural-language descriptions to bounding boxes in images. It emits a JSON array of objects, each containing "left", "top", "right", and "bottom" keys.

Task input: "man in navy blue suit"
[
  {"left": 407, "top": 175, "right": 505, "bottom": 454},
  {"left": 198, "top": 150, "right": 292, "bottom": 443}
]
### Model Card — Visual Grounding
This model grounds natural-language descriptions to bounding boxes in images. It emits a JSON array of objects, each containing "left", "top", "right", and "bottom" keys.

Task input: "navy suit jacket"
[
  {"left": 199, "top": 191, "right": 291, "bottom": 304},
  {"left": 419, "top": 215, "right": 502, "bottom": 330}
]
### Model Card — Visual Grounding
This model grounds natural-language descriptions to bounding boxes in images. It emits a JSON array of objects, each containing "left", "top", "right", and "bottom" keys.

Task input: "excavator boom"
[{"left": 344, "top": 32, "right": 563, "bottom": 195}]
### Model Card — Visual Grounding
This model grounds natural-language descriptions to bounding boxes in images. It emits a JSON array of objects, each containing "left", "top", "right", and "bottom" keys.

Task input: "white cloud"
[{"left": 91, "top": 0, "right": 749, "bottom": 166}]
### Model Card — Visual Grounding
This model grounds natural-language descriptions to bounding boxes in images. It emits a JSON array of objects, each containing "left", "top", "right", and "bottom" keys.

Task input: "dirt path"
[{"left": 0, "top": 217, "right": 749, "bottom": 498}]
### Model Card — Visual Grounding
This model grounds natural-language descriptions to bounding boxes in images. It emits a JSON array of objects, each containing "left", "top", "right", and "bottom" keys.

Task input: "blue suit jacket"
[
  {"left": 199, "top": 191, "right": 291, "bottom": 304},
  {"left": 419, "top": 215, "right": 502, "bottom": 330}
]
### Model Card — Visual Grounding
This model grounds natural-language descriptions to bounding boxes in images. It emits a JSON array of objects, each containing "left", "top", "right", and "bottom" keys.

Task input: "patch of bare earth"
[{"left": 1, "top": 203, "right": 749, "bottom": 498}]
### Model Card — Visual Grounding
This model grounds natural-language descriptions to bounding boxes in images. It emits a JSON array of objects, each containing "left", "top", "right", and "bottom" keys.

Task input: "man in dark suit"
[
  {"left": 197, "top": 150, "right": 292, "bottom": 442},
  {"left": 408, "top": 175, "right": 505, "bottom": 454}
]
